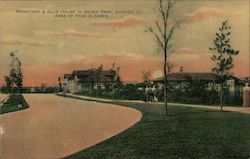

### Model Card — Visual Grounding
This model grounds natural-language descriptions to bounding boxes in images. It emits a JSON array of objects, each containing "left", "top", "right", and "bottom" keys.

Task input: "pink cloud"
[
  {"left": 182, "top": 7, "right": 223, "bottom": 22},
  {"left": 175, "top": 48, "right": 210, "bottom": 55},
  {"left": 0, "top": 39, "right": 53, "bottom": 47},
  {"left": 168, "top": 48, "right": 210, "bottom": 63},
  {"left": 36, "top": 30, "right": 118, "bottom": 38},
  {"left": 91, "top": 16, "right": 149, "bottom": 28}
]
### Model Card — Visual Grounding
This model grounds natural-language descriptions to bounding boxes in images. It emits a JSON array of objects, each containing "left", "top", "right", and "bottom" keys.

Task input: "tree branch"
[
  {"left": 155, "top": 21, "right": 165, "bottom": 40},
  {"left": 159, "top": 0, "right": 166, "bottom": 22},
  {"left": 166, "top": 23, "right": 176, "bottom": 45},
  {"left": 165, "top": 0, "right": 172, "bottom": 24},
  {"left": 148, "top": 27, "right": 164, "bottom": 50}
]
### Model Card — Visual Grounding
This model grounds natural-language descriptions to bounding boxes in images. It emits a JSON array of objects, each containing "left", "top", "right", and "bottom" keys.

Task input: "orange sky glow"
[{"left": 0, "top": 0, "right": 249, "bottom": 87}]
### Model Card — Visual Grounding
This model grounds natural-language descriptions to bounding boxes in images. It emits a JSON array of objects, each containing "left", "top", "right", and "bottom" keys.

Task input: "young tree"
[
  {"left": 147, "top": 0, "right": 177, "bottom": 115},
  {"left": 209, "top": 20, "right": 239, "bottom": 111}
]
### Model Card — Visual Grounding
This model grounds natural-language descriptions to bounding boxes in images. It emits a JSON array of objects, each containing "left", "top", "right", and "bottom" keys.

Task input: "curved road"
[{"left": 0, "top": 94, "right": 142, "bottom": 159}]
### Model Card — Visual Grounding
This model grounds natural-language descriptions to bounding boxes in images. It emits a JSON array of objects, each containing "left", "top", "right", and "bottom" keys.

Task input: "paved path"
[
  {"left": 63, "top": 93, "right": 145, "bottom": 103},
  {"left": 64, "top": 93, "right": 250, "bottom": 114},
  {"left": 0, "top": 94, "right": 142, "bottom": 159},
  {"left": 169, "top": 103, "right": 250, "bottom": 114}
]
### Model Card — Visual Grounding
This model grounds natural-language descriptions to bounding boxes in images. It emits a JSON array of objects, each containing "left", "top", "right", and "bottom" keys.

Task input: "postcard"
[{"left": 0, "top": 0, "right": 249, "bottom": 158}]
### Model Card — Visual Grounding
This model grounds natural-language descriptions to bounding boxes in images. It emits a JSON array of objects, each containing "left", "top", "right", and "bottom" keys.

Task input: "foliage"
[
  {"left": 209, "top": 20, "right": 239, "bottom": 110},
  {"left": 157, "top": 80, "right": 242, "bottom": 106},
  {"left": 77, "top": 84, "right": 145, "bottom": 100},
  {"left": 210, "top": 20, "right": 239, "bottom": 76},
  {"left": 4, "top": 51, "right": 23, "bottom": 94},
  {"left": 4, "top": 76, "right": 12, "bottom": 93}
]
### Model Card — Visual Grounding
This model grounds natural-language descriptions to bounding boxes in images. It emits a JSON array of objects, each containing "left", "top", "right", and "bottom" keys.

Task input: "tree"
[
  {"left": 115, "top": 66, "right": 122, "bottom": 84},
  {"left": 113, "top": 66, "right": 122, "bottom": 90},
  {"left": 16, "top": 61, "right": 23, "bottom": 94},
  {"left": 110, "top": 63, "right": 117, "bottom": 83},
  {"left": 6, "top": 51, "right": 23, "bottom": 94},
  {"left": 58, "top": 76, "right": 62, "bottom": 92},
  {"left": 96, "top": 64, "right": 103, "bottom": 82},
  {"left": 147, "top": 0, "right": 177, "bottom": 115},
  {"left": 4, "top": 76, "right": 12, "bottom": 93},
  {"left": 142, "top": 71, "right": 151, "bottom": 83},
  {"left": 209, "top": 20, "right": 239, "bottom": 111}
]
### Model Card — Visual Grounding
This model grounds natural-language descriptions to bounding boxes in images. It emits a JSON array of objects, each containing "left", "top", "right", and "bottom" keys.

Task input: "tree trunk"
[
  {"left": 164, "top": 81, "right": 167, "bottom": 115},
  {"left": 164, "top": 51, "right": 168, "bottom": 116},
  {"left": 220, "top": 82, "right": 223, "bottom": 111}
]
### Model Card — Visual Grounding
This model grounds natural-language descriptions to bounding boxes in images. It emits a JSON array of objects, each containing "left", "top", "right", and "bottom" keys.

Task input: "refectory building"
[{"left": 63, "top": 68, "right": 116, "bottom": 93}]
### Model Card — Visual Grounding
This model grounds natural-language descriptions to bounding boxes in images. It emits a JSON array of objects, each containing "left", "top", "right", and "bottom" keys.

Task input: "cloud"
[
  {"left": 35, "top": 29, "right": 118, "bottom": 38},
  {"left": 182, "top": 7, "right": 224, "bottom": 22},
  {"left": 175, "top": 48, "right": 210, "bottom": 55},
  {"left": 169, "top": 48, "right": 210, "bottom": 63},
  {"left": 0, "top": 39, "right": 53, "bottom": 47},
  {"left": 91, "top": 16, "right": 149, "bottom": 28}
]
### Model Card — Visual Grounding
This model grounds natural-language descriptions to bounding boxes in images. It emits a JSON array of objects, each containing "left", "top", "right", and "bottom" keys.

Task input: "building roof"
[
  {"left": 153, "top": 72, "right": 221, "bottom": 82},
  {"left": 73, "top": 69, "right": 115, "bottom": 77},
  {"left": 63, "top": 74, "right": 72, "bottom": 79},
  {"left": 66, "top": 68, "right": 116, "bottom": 83},
  {"left": 78, "top": 75, "right": 113, "bottom": 83},
  {"left": 239, "top": 77, "right": 250, "bottom": 84}
]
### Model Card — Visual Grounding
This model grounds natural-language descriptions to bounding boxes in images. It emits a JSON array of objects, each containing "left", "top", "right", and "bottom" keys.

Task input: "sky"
[{"left": 0, "top": 0, "right": 249, "bottom": 86}]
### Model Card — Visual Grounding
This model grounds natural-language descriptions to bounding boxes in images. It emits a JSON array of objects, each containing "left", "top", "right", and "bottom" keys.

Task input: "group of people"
[{"left": 145, "top": 86, "right": 158, "bottom": 102}]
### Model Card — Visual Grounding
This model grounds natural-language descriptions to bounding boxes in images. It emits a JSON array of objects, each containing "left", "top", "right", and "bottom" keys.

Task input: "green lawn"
[
  {"left": 0, "top": 94, "right": 29, "bottom": 114},
  {"left": 61, "top": 95, "right": 250, "bottom": 159}
]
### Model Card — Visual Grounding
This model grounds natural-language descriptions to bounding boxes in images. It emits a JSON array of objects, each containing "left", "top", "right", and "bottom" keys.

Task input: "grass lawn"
[
  {"left": 61, "top": 95, "right": 250, "bottom": 159},
  {"left": 0, "top": 94, "right": 29, "bottom": 114}
]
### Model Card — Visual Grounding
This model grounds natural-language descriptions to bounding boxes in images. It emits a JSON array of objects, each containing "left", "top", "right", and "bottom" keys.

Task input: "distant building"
[
  {"left": 63, "top": 68, "right": 116, "bottom": 93},
  {"left": 153, "top": 72, "right": 243, "bottom": 96},
  {"left": 239, "top": 77, "right": 250, "bottom": 85}
]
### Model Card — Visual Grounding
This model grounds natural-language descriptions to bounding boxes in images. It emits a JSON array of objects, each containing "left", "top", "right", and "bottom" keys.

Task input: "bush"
[
  {"left": 158, "top": 82, "right": 242, "bottom": 106},
  {"left": 76, "top": 84, "right": 145, "bottom": 100}
]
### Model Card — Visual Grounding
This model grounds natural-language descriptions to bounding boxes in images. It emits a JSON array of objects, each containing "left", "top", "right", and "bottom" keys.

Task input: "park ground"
[
  {"left": 1, "top": 93, "right": 250, "bottom": 159},
  {"left": 62, "top": 94, "right": 250, "bottom": 159}
]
